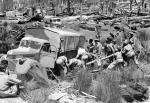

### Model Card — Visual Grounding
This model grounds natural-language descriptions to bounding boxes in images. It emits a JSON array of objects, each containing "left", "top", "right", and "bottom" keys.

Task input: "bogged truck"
[{"left": 6, "top": 27, "right": 86, "bottom": 78}]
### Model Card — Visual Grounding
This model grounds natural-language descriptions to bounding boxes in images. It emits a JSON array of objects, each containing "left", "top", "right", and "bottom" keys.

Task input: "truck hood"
[{"left": 7, "top": 47, "right": 39, "bottom": 55}]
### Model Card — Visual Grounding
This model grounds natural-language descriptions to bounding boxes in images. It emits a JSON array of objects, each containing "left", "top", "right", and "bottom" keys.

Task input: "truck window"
[
  {"left": 20, "top": 40, "right": 30, "bottom": 48},
  {"left": 42, "top": 43, "right": 50, "bottom": 52},
  {"left": 30, "top": 41, "right": 41, "bottom": 50}
]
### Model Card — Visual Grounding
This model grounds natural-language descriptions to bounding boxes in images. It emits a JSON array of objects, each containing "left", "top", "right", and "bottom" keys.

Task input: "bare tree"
[
  {"left": 129, "top": 0, "right": 134, "bottom": 16},
  {"left": 105, "top": 0, "right": 109, "bottom": 14},
  {"left": 141, "top": 0, "right": 145, "bottom": 10},
  {"left": 79, "top": 0, "right": 84, "bottom": 20},
  {"left": 130, "top": 0, "right": 133, "bottom": 11}
]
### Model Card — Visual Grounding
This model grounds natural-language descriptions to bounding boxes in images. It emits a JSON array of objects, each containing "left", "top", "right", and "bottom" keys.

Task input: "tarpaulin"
[{"left": 25, "top": 27, "right": 86, "bottom": 52}]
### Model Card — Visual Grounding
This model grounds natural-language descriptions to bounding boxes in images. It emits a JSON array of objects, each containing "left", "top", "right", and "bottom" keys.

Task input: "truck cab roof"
[{"left": 22, "top": 36, "right": 49, "bottom": 44}]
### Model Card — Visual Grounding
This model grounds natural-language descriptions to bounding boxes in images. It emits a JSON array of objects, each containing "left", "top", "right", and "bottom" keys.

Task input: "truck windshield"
[
  {"left": 20, "top": 40, "right": 41, "bottom": 50},
  {"left": 20, "top": 40, "right": 30, "bottom": 47}
]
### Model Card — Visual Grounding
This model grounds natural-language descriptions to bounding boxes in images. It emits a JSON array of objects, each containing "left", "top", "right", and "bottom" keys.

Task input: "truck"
[{"left": 6, "top": 27, "right": 86, "bottom": 76}]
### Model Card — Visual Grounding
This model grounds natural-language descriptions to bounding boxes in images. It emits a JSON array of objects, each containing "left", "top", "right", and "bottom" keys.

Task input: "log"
[
  {"left": 86, "top": 54, "right": 114, "bottom": 65},
  {"left": 80, "top": 91, "right": 96, "bottom": 99}
]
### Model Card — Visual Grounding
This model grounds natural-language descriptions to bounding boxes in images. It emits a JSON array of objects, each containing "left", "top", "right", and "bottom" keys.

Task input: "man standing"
[
  {"left": 93, "top": 39, "right": 103, "bottom": 55},
  {"left": 137, "top": 6, "right": 141, "bottom": 16},
  {"left": 95, "top": 25, "right": 102, "bottom": 40},
  {"left": 128, "top": 32, "right": 135, "bottom": 47},
  {"left": 87, "top": 39, "right": 95, "bottom": 53},
  {"left": 56, "top": 56, "right": 68, "bottom": 78},
  {"left": 76, "top": 46, "right": 86, "bottom": 59},
  {"left": 122, "top": 41, "right": 139, "bottom": 65},
  {"left": 107, "top": 46, "right": 124, "bottom": 70},
  {"left": 75, "top": 46, "right": 87, "bottom": 69}
]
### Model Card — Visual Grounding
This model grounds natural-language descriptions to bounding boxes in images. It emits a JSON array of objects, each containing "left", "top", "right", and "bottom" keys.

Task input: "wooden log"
[
  {"left": 80, "top": 91, "right": 96, "bottom": 99},
  {"left": 86, "top": 53, "right": 115, "bottom": 65}
]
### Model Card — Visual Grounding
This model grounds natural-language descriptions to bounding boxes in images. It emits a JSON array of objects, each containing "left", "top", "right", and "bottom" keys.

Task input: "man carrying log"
[
  {"left": 106, "top": 46, "right": 124, "bottom": 70},
  {"left": 128, "top": 31, "right": 135, "bottom": 47},
  {"left": 86, "top": 46, "right": 123, "bottom": 70},
  {"left": 93, "top": 39, "right": 103, "bottom": 55},
  {"left": 76, "top": 46, "right": 86, "bottom": 60},
  {"left": 122, "top": 40, "right": 139, "bottom": 66},
  {"left": 87, "top": 39, "right": 95, "bottom": 53}
]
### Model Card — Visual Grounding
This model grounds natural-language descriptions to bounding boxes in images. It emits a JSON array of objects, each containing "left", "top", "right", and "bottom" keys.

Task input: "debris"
[{"left": 48, "top": 92, "right": 67, "bottom": 101}]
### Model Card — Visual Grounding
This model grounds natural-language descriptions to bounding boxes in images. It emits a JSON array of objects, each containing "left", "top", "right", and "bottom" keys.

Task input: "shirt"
[
  {"left": 76, "top": 48, "right": 86, "bottom": 59},
  {"left": 115, "top": 52, "right": 123, "bottom": 60},
  {"left": 56, "top": 56, "right": 67, "bottom": 65},
  {"left": 93, "top": 42, "right": 102, "bottom": 54},
  {"left": 69, "top": 58, "right": 83, "bottom": 66},
  {"left": 87, "top": 43, "right": 94, "bottom": 53},
  {"left": 124, "top": 44, "right": 135, "bottom": 56}
]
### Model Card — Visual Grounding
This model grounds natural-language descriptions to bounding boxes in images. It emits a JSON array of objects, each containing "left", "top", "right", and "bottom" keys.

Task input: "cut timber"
[
  {"left": 86, "top": 54, "right": 114, "bottom": 65},
  {"left": 80, "top": 91, "right": 96, "bottom": 99}
]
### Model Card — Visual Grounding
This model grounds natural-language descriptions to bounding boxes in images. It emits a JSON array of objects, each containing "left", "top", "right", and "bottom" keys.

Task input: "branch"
[{"left": 80, "top": 91, "right": 96, "bottom": 99}]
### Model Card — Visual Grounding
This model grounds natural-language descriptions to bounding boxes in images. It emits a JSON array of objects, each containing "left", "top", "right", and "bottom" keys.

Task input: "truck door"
[{"left": 40, "top": 43, "right": 57, "bottom": 68}]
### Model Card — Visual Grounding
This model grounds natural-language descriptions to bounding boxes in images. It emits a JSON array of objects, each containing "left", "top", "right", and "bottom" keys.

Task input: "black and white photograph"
[{"left": 0, "top": 0, "right": 150, "bottom": 103}]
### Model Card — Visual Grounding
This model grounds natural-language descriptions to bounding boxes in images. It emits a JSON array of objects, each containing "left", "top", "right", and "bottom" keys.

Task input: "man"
[
  {"left": 113, "top": 40, "right": 118, "bottom": 52},
  {"left": 56, "top": 56, "right": 68, "bottom": 77},
  {"left": 137, "top": 6, "right": 141, "bottom": 16},
  {"left": 128, "top": 32, "right": 135, "bottom": 46},
  {"left": 93, "top": 39, "right": 103, "bottom": 55},
  {"left": 87, "top": 39, "right": 94, "bottom": 53},
  {"left": 0, "top": 60, "right": 8, "bottom": 73},
  {"left": 68, "top": 58, "right": 84, "bottom": 70},
  {"left": 103, "top": 37, "right": 115, "bottom": 63},
  {"left": 122, "top": 41, "right": 139, "bottom": 65},
  {"left": 76, "top": 46, "right": 86, "bottom": 59},
  {"left": 106, "top": 46, "right": 124, "bottom": 70},
  {"left": 106, "top": 37, "right": 115, "bottom": 53},
  {"left": 0, "top": 60, "right": 21, "bottom": 98},
  {"left": 95, "top": 25, "right": 102, "bottom": 39}
]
